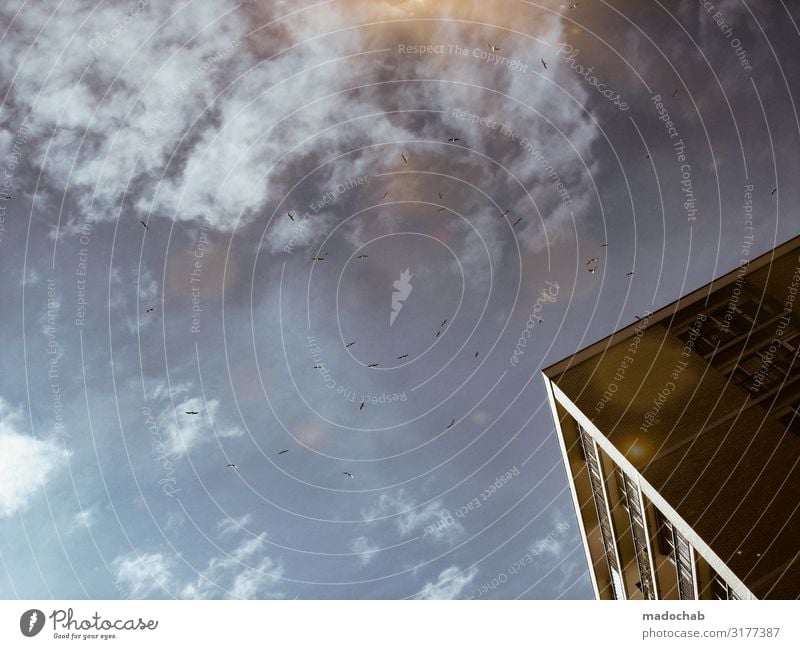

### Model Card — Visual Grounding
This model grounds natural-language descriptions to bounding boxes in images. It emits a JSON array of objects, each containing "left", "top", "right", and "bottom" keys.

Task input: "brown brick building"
[{"left": 543, "top": 236, "right": 800, "bottom": 599}]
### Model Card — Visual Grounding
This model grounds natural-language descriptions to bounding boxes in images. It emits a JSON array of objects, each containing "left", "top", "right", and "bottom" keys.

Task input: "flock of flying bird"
[{"left": 159, "top": 16, "right": 782, "bottom": 481}]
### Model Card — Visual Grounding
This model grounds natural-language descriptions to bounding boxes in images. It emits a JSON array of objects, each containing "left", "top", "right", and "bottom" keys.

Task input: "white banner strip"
[{"left": 1, "top": 600, "right": 799, "bottom": 648}]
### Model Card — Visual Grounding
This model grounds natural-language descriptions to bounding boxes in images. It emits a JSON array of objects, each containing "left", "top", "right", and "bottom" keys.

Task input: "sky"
[{"left": 0, "top": 0, "right": 798, "bottom": 600}]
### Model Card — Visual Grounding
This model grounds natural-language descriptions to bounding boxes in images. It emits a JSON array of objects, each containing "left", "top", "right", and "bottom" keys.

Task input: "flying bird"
[
  {"left": 397, "top": 354, "right": 409, "bottom": 359},
  {"left": 601, "top": 243, "right": 608, "bottom": 247},
  {"left": 343, "top": 471, "right": 354, "bottom": 479},
  {"left": 278, "top": 449, "right": 289, "bottom": 455},
  {"left": 401, "top": 153, "right": 409, "bottom": 166},
  {"left": 440, "top": 319, "right": 448, "bottom": 327},
  {"left": 435, "top": 330, "right": 442, "bottom": 338},
  {"left": 448, "top": 138, "right": 460, "bottom": 143},
  {"left": 185, "top": 410, "right": 199, "bottom": 415},
  {"left": 587, "top": 267, "right": 597, "bottom": 274},
  {"left": 438, "top": 192, "right": 444, "bottom": 199},
  {"left": 474, "top": 351, "right": 479, "bottom": 358},
  {"left": 382, "top": 191, "right": 390, "bottom": 200},
  {"left": 345, "top": 341, "right": 356, "bottom": 348},
  {"left": 488, "top": 43, "right": 501, "bottom": 52},
  {"left": 312, "top": 256, "right": 325, "bottom": 261},
  {"left": 447, "top": 419, "right": 455, "bottom": 429},
  {"left": 139, "top": 220, "right": 149, "bottom": 231},
  {"left": 437, "top": 207, "right": 446, "bottom": 213},
  {"left": 512, "top": 217, "right": 522, "bottom": 227},
  {"left": 226, "top": 463, "right": 238, "bottom": 469},
  {"left": 586, "top": 257, "right": 598, "bottom": 265},
  {"left": 145, "top": 307, "right": 155, "bottom": 313},
  {"left": 360, "top": 401, "right": 365, "bottom": 411},
  {"left": 313, "top": 364, "right": 323, "bottom": 369},
  {"left": 502, "top": 209, "right": 511, "bottom": 217},
  {"left": 626, "top": 271, "right": 635, "bottom": 276},
  {"left": 288, "top": 211, "right": 296, "bottom": 221},
  {"left": 541, "top": 58, "right": 548, "bottom": 69},
  {"left": 672, "top": 87, "right": 679, "bottom": 97},
  {"left": 771, "top": 187, "right": 777, "bottom": 195},
  {"left": 357, "top": 254, "right": 369, "bottom": 259},
  {"left": 367, "top": 363, "right": 379, "bottom": 368}
]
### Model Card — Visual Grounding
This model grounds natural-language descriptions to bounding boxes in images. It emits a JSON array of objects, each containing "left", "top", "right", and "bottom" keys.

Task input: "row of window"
[
  {"left": 578, "top": 425, "right": 741, "bottom": 600},
  {"left": 672, "top": 280, "right": 800, "bottom": 433}
]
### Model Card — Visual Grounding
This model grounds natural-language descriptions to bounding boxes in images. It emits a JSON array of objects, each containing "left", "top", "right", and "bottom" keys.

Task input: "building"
[{"left": 543, "top": 236, "right": 800, "bottom": 600}]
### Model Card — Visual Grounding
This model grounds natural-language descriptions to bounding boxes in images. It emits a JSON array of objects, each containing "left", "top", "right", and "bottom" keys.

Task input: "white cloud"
[
  {"left": 0, "top": 398, "right": 69, "bottom": 518},
  {"left": 528, "top": 509, "right": 573, "bottom": 560},
  {"left": 350, "top": 535, "right": 379, "bottom": 565},
  {"left": 111, "top": 552, "right": 177, "bottom": 598},
  {"left": 0, "top": 0, "right": 600, "bottom": 275},
  {"left": 363, "top": 489, "right": 464, "bottom": 544},
  {"left": 156, "top": 396, "right": 244, "bottom": 458},
  {"left": 415, "top": 565, "right": 478, "bottom": 600},
  {"left": 112, "top": 532, "right": 282, "bottom": 599},
  {"left": 73, "top": 508, "right": 96, "bottom": 531},
  {"left": 217, "top": 513, "right": 253, "bottom": 537},
  {"left": 181, "top": 533, "right": 282, "bottom": 599}
]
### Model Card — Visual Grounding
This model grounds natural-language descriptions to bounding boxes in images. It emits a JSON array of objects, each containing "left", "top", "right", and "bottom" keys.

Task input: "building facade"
[{"left": 543, "top": 236, "right": 800, "bottom": 600}]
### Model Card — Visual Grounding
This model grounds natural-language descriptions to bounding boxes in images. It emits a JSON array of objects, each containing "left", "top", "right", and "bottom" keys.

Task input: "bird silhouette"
[
  {"left": 447, "top": 419, "right": 455, "bottom": 429},
  {"left": 513, "top": 217, "right": 522, "bottom": 227},
  {"left": 541, "top": 58, "right": 548, "bottom": 69},
  {"left": 448, "top": 137, "right": 460, "bottom": 143},
  {"left": 185, "top": 410, "right": 199, "bottom": 415},
  {"left": 488, "top": 43, "right": 501, "bottom": 52},
  {"left": 502, "top": 209, "right": 511, "bottom": 217},
  {"left": 357, "top": 254, "right": 369, "bottom": 259},
  {"left": 586, "top": 257, "right": 598, "bottom": 265},
  {"left": 438, "top": 192, "right": 444, "bottom": 199},
  {"left": 312, "top": 256, "right": 325, "bottom": 261},
  {"left": 360, "top": 401, "right": 365, "bottom": 411},
  {"left": 771, "top": 188, "right": 777, "bottom": 195},
  {"left": 288, "top": 212, "right": 296, "bottom": 221},
  {"left": 474, "top": 351, "right": 480, "bottom": 358},
  {"left": 440, "top": 319, "right": 448, "bottom": 327},
  {"left": 626, "top": 271, "right": 635, "bottom": 277},
  {"left": 397, "top": 354, "right": 409, "bottom": 359},
  {"left": 437, "top": 207, "right": 446, "bottom": 213},
  {"left": 343, "top": 471, "right": 354, "bottom": 479},
  {"left": 435, "top": 330, "right": 442, "bottom": 338},
  {"left": 587, "top": 267, "right": 597, "bottom": 274},
  {"left": 672, "top": 87, "right": 679, "bottom": 97},
  {"left": 139, "top": 220, "right": 149, "bottom": 231},
  {"left": 382, "top": 191, "right": 390, "bottom": 200},
  {"left": 601, "top": 243, "right": 608, "bottom": 247},
  {"left": 345, "top": 341, "right": 356, "bottom": 348},
  {"left": 313, "top": 365, "right": 323, "bottom": 369},
  {"left": 226, "top": 463, "right": 238, "bottom": 469},
  {"left": 401, "top": 153, "right": 409, "bottom": 166},
  {"left": 367, "top": 363, "right": 379, "bottom": 368},
  {"left": 145, "top": 307, "right": 155, "bottom": 313},
  {"left": 278, "top": 449, "right": 289, "bottom": 455}
]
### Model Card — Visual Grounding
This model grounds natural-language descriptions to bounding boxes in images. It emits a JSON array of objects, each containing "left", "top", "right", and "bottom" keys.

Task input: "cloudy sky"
[{"left": 0, "top": 0, "right": 798, "bottom": 599}]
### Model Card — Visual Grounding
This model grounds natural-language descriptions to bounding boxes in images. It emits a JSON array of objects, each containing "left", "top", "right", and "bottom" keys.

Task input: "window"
[
  {"left": 709, "top": 569, "right": 740, "bottom": 600},
  {"left": 655, "top": 509, "right": 676, "bottom": 561}
]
